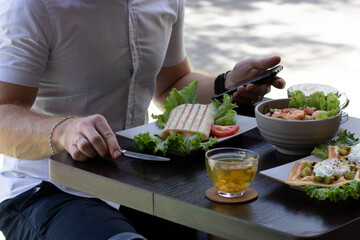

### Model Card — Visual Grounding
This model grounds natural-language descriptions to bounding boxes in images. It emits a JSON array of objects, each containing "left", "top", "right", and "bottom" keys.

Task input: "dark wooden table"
[{"left": 49, "top": 112, "right": 360, "bottom": 240}]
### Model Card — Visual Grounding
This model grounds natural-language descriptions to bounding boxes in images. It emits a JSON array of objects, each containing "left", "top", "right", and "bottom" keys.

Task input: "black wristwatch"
[{"left": 214, "top": 71, "right": 230, "bottom": 95}]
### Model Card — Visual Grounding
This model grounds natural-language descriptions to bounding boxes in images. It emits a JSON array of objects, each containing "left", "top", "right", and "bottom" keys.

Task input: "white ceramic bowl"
[{"left": 255, "top": 98, "right": 342, "bottom": 156}]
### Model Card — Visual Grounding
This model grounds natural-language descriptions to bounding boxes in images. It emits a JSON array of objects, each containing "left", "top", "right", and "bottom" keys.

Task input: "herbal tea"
[{"left": 205, "top": 153, "right": 257, "bottom": 194}]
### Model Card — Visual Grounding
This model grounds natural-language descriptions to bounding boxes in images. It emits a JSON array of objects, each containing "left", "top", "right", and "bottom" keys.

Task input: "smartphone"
[{"left": 212, "top": 65, "right": 283, "bottom": 101}]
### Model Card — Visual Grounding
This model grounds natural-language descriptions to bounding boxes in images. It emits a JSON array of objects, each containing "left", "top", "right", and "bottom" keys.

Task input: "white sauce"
[
  {"left": 313, "top": 158, "right": 350, "bottom": 177},
  {"left": 348, "top": 143, "right": 360, "bottom": 165}
]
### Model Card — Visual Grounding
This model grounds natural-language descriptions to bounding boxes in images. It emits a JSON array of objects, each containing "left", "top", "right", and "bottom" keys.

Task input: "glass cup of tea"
[{"left": 205, "top": 147, "right": 259, "bottom": 198}]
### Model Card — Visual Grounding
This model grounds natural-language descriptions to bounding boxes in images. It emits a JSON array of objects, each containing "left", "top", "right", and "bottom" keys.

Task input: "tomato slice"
[{"left": 210, "top": 125, "right": 240, "bottom": 138}]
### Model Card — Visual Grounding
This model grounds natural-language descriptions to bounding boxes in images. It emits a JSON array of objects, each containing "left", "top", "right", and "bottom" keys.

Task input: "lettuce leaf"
[
  {"left": 133, "top": 132, "right": 159, "bottom": 152},
  {"left": 315, "top": 112, "right": 330, "bottom": 120},
  {"left": 152, "top": 81, "right": 198, "bottom": 129},
  {"left": 307, "top": 91, "right": 327, "bottom": 110},
  {"left": 134, "top": 132, "right": 217, "bottom": 155},
  {"left": 313, "top": 92, "right": 340, "bottom": 119},
  {"left": 305, "top": 180, "right": 360, "bottom": 202},
  {"left": 311, "top": 130, "right": 360, "bottom": 159},
  {"left": 211, "top": 94, "right": 238, "bottom": 125},
  {"left": 330, "top": 129, "right": 359, "bottom": 146},
  {"left": 311, "top": 144, "right": 329, "bottom": 159},
  {"left": 326, "top": 93, "right": 340, "bottom": 115},
  {"left": 289, "top": 90, "right": 307, "bottom": 109},
  {"left": 183, "top": 133, "right": 217, "bottom": 153},
  {"left": 154, "top": 134, "right": 184, "bottom": 155},
  {"left": 288, "top": 90, "right": 340, "bottom": 119}
]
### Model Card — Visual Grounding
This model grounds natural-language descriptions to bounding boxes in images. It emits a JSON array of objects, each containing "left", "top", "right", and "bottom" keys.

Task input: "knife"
[{"left": 121, "top": 149, "right": 170, "bottom": 161}]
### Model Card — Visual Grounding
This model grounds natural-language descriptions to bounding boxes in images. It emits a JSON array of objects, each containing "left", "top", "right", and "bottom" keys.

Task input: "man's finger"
[
  {"left": 95, "top": 121, "right": 121, "bottom": 159},
  {"left": 102, "top": 131, "right": 121, "bottom": 159},
  {"left": 68, "top": 145, "right": 89, "bottom": 162},
  {"left": 272, "top": 77, "right": 286, "bottom": 89},
  {"left": 252, "top": 56, "right": 281, "bottom": 70},
  {"left": 82, "top": 127, "right": 109, "bottom": 158},
  {"left": 75, "top": 136, "right": 98, "bottom": 158},
  {"left": 244, "top": 83, "right": 269, "bottom": 96}
]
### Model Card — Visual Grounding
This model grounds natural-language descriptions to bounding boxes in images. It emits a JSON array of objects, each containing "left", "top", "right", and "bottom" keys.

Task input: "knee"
[{"left": 108, "top": 232, "right": 147, "bottom": 240}]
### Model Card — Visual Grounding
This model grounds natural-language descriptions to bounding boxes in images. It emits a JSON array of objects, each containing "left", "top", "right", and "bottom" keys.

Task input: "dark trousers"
[{"left": 0, "top": 181, "right": 197, "bottom": 240}]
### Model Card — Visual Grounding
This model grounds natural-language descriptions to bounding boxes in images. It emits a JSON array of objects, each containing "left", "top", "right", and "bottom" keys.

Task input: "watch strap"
[{"left": 214, "top": 71, "right": 230, "bottom": 95}]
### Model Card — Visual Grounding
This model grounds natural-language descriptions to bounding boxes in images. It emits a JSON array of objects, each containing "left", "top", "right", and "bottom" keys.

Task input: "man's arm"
[
  {"left": 153, "top": 56, "right": 286, "bottom": 110},
  {"left": 153, "top": 57, "right": 215, "bottom": 109},
  {"left": 0, "top": 82, "right": 121, "bottom": 161},
  {"left": 0, "top": 81, "right": 53, "bottom": 159}
]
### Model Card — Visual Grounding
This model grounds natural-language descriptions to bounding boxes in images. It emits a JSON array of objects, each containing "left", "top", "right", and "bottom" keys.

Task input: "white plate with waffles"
[
  {"left": 260, "top": 145, "right": 360, "bottom": 188},
  {"left": 259, "top": 155, "right": 321, "bottom": 185}
]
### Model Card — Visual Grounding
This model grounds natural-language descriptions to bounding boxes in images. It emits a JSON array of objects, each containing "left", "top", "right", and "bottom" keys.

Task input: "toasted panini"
[{"left": 160, "top": 104, "right": 215, "bottom": 140}]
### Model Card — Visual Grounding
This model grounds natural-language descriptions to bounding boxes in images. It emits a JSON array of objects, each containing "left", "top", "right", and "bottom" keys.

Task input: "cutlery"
[{"left": 121, "top": 149, "right": 170, "bottom": 161}]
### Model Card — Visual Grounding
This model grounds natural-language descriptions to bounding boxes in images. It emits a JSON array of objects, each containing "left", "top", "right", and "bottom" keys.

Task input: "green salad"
[
  {"left": 134, "top": 81, "right": 238, "bottom": 155},
  {"left": 289, "top": 90, "right": 340, "bottom": 119}
]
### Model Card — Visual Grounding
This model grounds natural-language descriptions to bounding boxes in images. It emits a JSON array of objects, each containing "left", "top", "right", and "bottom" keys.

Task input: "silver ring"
[{"left": 75, "top": 136, "right": 85, "bottom": 145}]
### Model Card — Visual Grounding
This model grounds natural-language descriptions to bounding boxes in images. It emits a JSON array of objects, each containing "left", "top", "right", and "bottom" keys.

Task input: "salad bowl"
[{"left": 255, "top": 98, "right": 343, "bottom": 156}]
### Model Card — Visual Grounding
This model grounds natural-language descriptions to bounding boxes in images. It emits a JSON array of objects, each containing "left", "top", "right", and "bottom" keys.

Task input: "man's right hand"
[{"left": 53, "top": 114, "right": 122, "bottom": 161}]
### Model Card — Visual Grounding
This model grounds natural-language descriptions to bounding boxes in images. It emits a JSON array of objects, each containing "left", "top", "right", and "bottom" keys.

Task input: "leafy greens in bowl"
[
  {"left": 255, "top": 91, "right": 342, "bottom": 155},
  {"left": 288, "top": 90, "right": 340, "bottom": 120}
]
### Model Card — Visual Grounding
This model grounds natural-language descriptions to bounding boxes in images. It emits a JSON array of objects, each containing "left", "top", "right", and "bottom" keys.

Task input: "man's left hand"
[{"left": 225, "top": 56, "right": 286, "bottom": 105}]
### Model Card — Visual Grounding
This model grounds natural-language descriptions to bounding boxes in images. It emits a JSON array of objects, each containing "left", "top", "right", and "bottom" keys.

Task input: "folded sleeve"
[
  {"left": 0, "top": 0, "right": 52, "bottom": 87},
  {"left": 162, "top": 0, "right": 186, "bottom": 67}
]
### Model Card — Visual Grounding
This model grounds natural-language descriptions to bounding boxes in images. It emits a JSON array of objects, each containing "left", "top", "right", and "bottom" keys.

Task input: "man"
[{"left": 0, "top": 0, "right": 285, "bottom": 239}]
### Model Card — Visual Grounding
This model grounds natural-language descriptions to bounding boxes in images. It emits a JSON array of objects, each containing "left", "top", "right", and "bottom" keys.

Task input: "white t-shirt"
[{"left": 0, "top": 0, "right": 186, "bottom": 205}]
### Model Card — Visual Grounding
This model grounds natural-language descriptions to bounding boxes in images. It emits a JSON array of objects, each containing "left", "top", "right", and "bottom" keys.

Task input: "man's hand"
[
  {"left": 225, "top": 56, "right": 286, "bottom": 105},
  {"left": 53, "top": 115, "right": 122, "bottom": 161}
]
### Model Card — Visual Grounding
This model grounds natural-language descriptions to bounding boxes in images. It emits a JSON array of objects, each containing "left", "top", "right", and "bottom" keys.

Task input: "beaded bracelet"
[{"left": 48, "top": 116, "right": 75, "bottom": 156}]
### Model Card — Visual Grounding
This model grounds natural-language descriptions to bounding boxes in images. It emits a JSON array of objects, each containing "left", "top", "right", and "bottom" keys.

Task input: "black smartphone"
[{"left": 212, "top": 65, "right": 283, "bottom": 101}]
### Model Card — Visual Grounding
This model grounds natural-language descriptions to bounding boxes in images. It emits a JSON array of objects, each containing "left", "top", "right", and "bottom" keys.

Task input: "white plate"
[
  {"left": 116, "top": 115, "right": 257, "bottom": 155},
  {"left": 259, "top": 155, "right": 322, "bottom": 184}
]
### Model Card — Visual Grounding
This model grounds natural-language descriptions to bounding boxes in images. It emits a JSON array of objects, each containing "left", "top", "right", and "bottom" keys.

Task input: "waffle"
[
  {"left": 285, "top": 160, "right": 360, "bottom": 188},
  {"left": 328, "top": 145, "right": 353, "bottom": 160}
]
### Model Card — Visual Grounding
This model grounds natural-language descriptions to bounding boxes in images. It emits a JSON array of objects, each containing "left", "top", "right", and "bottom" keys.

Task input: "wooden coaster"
[{"left": 205, "top": 187, "right": 258, "bottom": 204}]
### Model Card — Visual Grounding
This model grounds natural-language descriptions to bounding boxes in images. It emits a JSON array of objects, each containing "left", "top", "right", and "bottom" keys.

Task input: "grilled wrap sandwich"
[{"left": 160, "top": 104, "right": 215, "bottom": 140}]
